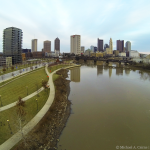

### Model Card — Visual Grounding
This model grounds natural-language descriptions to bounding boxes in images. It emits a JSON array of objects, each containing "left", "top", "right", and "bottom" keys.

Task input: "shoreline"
[{"left": 12, "top": 69, "right": 72, "bottom": 150}]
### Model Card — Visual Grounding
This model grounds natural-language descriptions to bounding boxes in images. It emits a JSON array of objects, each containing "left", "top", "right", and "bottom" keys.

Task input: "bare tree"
[
  {"left": 2, "top": 68, "right": 6, "bottom": 74},
  {"left": 11, "top": 66, "right": 14, "bottom": 71},
  {"left": 41, "top": 80, "right": 49, "bottom": 93},
  {"left": 15, "top": 97, "right": 28, "bottom": 146}
]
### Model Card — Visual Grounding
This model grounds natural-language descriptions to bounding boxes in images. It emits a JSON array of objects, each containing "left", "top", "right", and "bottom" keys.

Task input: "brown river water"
[{"left": 57, "top": 62, "right": 150, "bottom": 150}]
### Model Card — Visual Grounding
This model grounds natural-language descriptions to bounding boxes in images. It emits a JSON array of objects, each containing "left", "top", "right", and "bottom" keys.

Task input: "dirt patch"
[{"left": 12, "top": 69, "right": 71, "bottom": 150}]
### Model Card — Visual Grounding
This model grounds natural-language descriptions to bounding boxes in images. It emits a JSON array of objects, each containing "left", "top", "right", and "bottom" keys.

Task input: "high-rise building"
[
  {"left": 32, "top": 39, "right": 37, "bottom": 52},
  {"left": 97, "top": 38, "right": 103, "bottom": 52},
  {"left": 94, "top": 47, "right": 97, "bottom": 52},
  {"left": 54, "top": 37, "right": 60, "bottom": 51},
  {"left": 90, "top": 45, "right": 94, "bottom": 52},
  {"left": 104, "top": 44, "right": 109, "bottom": 51},
  {"left": 106, "top": 38, "right": 113, "bottom": 54},
  {"left": 3, "top": 27, "right": 23, "bottom": 64},
  {"left": 43, "top": 40, "right": 51, "bottom": 52},
  {"left": 116, "top": 40, "right": 124, "bottom": 52},
  {"left": 109, "top": 38, "right": 113, "bottom": 52},
  {"left": 22, "top": 49, "right": 31, "bottom": 53},
  {"left": 70, "top": 35, "right": 81, "bottom": 55},
  {"left": 125, "top": 41, "right": 131, "bottom": 52},
  {"left": 81, "top": 46, "right": 85, "bottom": 53}
]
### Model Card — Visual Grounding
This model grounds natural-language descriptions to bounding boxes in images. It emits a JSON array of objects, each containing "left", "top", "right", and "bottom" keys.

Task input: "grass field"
[
  {"left": 49, "top": 64, "right": 70, "bottom": 73},
  {"left": 0, "top": 89, "right": 50, "bottom": 145},
  {"left": 0, "top": 68, "right": 48, "bottom": 106},
  {"left": 53, "top": 73, "right": 60, "bottom": 82},
  {"left": 0, "top": 64, "right": 69, "bottom": 145}
]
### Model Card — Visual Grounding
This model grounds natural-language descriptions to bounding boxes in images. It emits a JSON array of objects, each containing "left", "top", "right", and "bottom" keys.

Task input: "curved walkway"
[
  {"left": 0, "top": 64, "right": 80, "bottom": 150},
  {"left": 0, "top": 87, "right": 44, "bottom": 112}
]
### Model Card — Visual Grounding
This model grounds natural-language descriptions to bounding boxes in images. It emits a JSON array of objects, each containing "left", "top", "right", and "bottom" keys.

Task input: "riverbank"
[{"left": 12, "top": 69, "right": 71, "bottom": 150}]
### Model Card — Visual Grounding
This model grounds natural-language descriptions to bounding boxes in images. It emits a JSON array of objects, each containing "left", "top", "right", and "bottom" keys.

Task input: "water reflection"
[
  {"left": 70, "top": 67, "right": 80, "bottom": 82},
  {"left": 109, "top": 67, "right": 112, "bottom": 78},
  {"left": 97, "top": 65, "right": 103, "bottom": 76},
  {"left": 96, "top": 61, "right": 103, "bottom": 65},
  {"left": 58, "top": 63, "right": 150, "bottom": 150},
  {"left": 125, "top": 68, "right": 130, "bottom": 75},
  {"left": 86, "top": 60, "right": 95, "bottom": 67},
  {"left": 116, "top": 67, "right": 123, "bottom": 76},
  {"left": 139, "top": 70, "right": 150, "bottom": 81},
  {"left": 103, "top": 65, "right": 108, "bottom": 71}
]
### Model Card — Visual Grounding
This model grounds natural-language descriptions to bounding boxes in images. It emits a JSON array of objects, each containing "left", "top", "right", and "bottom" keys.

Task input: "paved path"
[
  {"left": 0, "top": 86, "right": 44, "bottom": 112},
  {"left": 0, "top": 62, "right": 53, "bottom": 83},
  {"left": 0, "top": 64, "right": 80, "bottom": 150}
]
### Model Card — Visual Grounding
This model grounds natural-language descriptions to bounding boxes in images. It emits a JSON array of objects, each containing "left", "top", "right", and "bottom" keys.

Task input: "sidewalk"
[
  {"left": 0, "top": 87, "right": 44, "bottom": 112},
  {"left": 0, "top": 64, "right": 80, "bottom": 150},
  {"left": 0, "top": 64, "right": 44, "bottom": 83}
]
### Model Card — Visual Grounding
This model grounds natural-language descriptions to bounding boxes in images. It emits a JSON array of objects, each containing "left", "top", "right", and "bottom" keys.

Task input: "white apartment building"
[
  {"left": 119, "top": 52, "right": 126, "bottom": 57},
  {"left": 129, "top": 50, "right": 139, "bottom": 57},
  {"left": 70, "top": 35, "right": 81, "bottom": 55},
  {"left": 32, "top": 39, "right": 37, "bottom": 52},
  {"left": 55, "top": 50, "right": 59, "bottom": 57}
]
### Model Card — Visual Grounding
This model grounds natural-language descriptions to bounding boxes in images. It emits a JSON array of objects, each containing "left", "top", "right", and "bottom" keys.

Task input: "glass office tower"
[{"left": 3, "top": 27, "right": 23, "bottom": 64}]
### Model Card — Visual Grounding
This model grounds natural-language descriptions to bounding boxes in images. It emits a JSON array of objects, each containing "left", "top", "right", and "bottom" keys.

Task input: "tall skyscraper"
[
  {"left": 109, "top": 38, "right": 113, "bottom": 52},
  {"left": 94, "top": 47, "right": 97, "bottom": 52},
  {"left": 43, "top": 40, "right": 51, "bottom": 52},
  {"left": 54, "top": 37, "right": 60, "bottom": 51},
  {"left": 106, "top": 38, "right": 113, "bottom": 54},
  {"left": 32, "top": 39, "right": 37, "bottom": 52},
  {"left": 97, "top": 38, "right": 103, "bottom": 52},
  {"left": 116, "top": 40, "right": 124, "bottom": 52},
  {"left": 125, "top": 41, "right": 131, "bottom": 52},
  {"left": 3, "top": 27, "right": 23, "bottom": 64},
  {"left": 70, "top": 35, "right": 81, "bottom": 55}
]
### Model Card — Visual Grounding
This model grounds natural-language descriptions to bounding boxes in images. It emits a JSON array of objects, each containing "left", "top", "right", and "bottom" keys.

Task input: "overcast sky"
[{"left": 0, "top": 0, "right": 150, "bottom": 54}]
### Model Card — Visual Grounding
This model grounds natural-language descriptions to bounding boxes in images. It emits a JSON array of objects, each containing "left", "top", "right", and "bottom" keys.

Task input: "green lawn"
[
  {"left": 53, "top": 73, "right": 60, "bottom": 82},
  {"left": 0, "top": 68, "right": 48, "bottom": 106},
  {"left": 48, "top": 64, "right": 70, "bottom": 73},
  {"left": 0, "top": 89, "right": 50, "bottom": 145}
]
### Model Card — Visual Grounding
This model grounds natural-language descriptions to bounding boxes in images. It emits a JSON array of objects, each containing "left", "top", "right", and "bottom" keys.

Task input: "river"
[{"left": 57, "top": 62, "right": 150, "bottom": 150}]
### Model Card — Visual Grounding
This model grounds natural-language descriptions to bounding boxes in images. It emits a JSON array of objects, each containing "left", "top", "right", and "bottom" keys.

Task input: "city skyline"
[{"left": 0, "top": 0, "right": 150, "bottom": 54}]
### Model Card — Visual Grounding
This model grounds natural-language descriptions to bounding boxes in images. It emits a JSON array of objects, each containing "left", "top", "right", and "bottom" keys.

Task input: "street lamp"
[
  {"left": 0, "top": 95, "right": 3, "bottom": 107},
  {"left": 36, "top": 99, "right": 38, "bottom": 111},
  {"left": 26, "top": 86, "right": 28, "bottom": 96},
  {"left": 7, "top": 120, "right": 12, "bottom": 134}
]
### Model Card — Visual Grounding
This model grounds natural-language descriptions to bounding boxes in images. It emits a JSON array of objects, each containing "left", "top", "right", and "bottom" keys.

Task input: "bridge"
[{"left": 76, "top": 56, "right": 133, "bottom": 65}]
